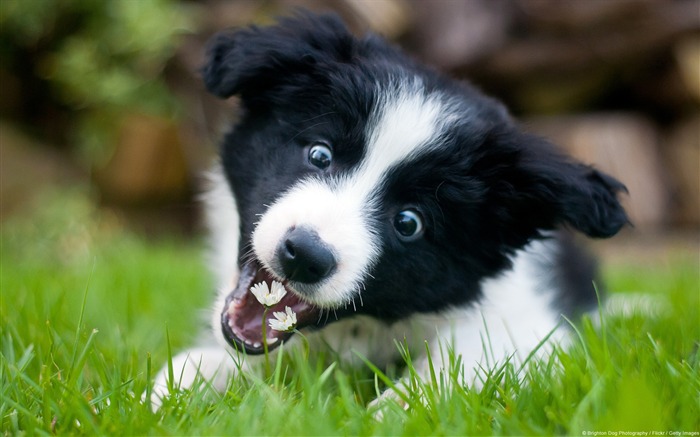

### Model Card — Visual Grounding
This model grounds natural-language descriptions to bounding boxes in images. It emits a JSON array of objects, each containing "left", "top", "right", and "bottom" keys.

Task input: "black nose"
[{"left": 277, "top": 227, "right": 336, "bottom": 284}]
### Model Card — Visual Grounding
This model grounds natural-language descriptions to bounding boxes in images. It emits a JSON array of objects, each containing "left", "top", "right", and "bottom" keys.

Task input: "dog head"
[{"left": 205, "top": 12, "right": 628, "bottom": 354}]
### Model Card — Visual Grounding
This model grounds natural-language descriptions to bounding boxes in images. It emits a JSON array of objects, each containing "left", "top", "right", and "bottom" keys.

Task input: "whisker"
[
  {"left": 239, "top": 247, "right": 257, "bottom": 265},
  {"left": 240, "top": 247, "right": 257, "bottom": 265},
  {"left": 283, "top": 121, "right": 330, "bottom": 147},
  {"left": 351, "top": 298, "right": 357, "bottom": 312},
  {"left": 300, "top": 111, "right": 337, "bottom": 123}
]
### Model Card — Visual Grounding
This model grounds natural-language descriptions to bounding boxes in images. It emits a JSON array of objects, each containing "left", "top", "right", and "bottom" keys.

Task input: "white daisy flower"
[
  {"left": 250, "top": 280, "right": 287, "bottom": 307},
  {"left": 268, "top": 306, "right": 297, "bottom": 332}
]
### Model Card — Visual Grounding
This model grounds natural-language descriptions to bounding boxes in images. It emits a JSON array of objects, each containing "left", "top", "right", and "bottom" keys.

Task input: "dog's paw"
[
  {"left": 368, "top": 387, "right": 412, "bottom": 420},
  {"left": 146, "top": 347, "right": 239, "bottom": 411}
]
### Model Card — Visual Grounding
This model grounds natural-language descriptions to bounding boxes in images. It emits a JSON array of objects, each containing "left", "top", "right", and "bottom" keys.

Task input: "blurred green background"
[{"left": 1, "top": 0, "right": 698, "bottom": 266}]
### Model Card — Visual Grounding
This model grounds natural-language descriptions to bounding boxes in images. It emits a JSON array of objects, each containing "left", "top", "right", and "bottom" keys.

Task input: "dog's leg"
[
  {"left": 370, "top": 309, "right": 563, "bottom": 417},
  {"left": 150, "top": 346, "right": 245, "bottom": 409}
]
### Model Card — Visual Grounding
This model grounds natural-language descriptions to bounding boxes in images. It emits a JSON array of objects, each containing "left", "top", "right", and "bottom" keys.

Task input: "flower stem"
[
  {"left": 293, "top": 328, "right": 309, "bottom": 360},
  {"left": 262, "top": 307, "right": 270, "bottom": 377}
]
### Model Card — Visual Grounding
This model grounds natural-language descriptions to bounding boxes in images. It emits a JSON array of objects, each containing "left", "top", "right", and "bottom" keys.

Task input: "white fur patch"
[
  {"left": 203, "top": 166, "right": 246, "bottom": 348},
  {"left": 203, "top": 165, "right": 241, "bottom": 290},
  {"left": 252, "top": 79, "right": 459, "bottom": 307},
  {"left": 252, "top": 178, "right": 378, "bottom": 306},
  {"left": 352, "top": 80, "right": 453, "bottom": 197}
]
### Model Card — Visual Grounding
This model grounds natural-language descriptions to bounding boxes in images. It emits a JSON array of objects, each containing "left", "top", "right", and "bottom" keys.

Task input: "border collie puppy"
[{"left": 153, "top": 12, "right": 628, "bottom": 406}]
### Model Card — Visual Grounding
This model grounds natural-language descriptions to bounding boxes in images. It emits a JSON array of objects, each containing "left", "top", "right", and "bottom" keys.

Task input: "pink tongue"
[{"left": 226, "top": 261, "right": 320, "bottom": 349}]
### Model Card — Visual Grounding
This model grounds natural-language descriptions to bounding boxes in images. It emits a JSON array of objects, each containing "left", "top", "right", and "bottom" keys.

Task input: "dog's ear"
[
  {"left": 202, "top": 12, "right": 354, "bottom": 99},
  {"left": 478, "top": 130, "right": 629, "bottom": 240}
]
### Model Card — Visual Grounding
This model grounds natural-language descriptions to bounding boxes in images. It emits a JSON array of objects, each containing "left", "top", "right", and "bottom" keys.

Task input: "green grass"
[{"left": 2, "top": 189, "right": 699, "bottom": 435}]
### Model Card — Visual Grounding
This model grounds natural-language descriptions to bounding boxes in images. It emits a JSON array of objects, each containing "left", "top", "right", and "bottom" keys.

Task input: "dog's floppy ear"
[
  {"left": 202, "top": 12, "right": 354, "bottom": 99},
  {"left": 524, "top": 153, "right": 629, "bottom": 238},
  {"left": 480, "top": 130, "right": 629, "bottom": 240}
]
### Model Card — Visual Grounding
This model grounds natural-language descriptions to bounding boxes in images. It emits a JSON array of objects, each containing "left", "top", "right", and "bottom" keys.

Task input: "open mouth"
[{"left": 221, "top": 260, "right": 320, "bottom": 354}]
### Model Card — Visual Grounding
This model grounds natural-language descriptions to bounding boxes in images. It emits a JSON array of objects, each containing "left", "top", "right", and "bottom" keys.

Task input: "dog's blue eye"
[
  {"left": 394, "top": 209, "right": 424, "bottom": 241},
  {"left": 308, "top": 143, "right": 332, "bottom": 169}
]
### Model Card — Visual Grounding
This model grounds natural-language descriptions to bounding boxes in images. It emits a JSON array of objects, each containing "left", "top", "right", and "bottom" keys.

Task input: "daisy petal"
[
  {"left": 250, "top": 282, "right": 270, "bottom": 304},
  {"left": 268, "top": 306, "right": 297, "bottom": 332},
  {"left": 250, "top": 280, "right": 287, "bottom": 307}
]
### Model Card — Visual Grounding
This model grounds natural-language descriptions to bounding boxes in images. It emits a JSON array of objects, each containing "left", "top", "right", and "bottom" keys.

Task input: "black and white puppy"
[{"left": 154, "top": 12, "right": 628, "bottom": 404}]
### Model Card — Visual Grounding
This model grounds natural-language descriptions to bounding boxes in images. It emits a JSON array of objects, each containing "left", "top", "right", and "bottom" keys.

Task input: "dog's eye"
[
  {"left": 308, "top": 142, "right": 332, "bottom": 170},
  {"left": 394, "top": 209, "right": 424, "bottom": 241}
]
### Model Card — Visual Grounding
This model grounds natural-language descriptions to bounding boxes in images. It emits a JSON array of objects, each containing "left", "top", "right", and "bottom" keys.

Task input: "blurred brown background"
[{"left": 2, "top": 0, "right": 699, "bottom": 249}]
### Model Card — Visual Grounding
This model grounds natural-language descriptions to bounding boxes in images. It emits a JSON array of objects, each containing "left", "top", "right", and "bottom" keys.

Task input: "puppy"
[{"left": 153, "top": 12, "right": 628, "bottom": 407}]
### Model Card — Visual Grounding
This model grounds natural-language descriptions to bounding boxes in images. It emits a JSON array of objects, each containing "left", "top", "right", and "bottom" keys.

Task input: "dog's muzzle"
[{"left": 220, "top": 260, "right": 322, "bottom": 354}]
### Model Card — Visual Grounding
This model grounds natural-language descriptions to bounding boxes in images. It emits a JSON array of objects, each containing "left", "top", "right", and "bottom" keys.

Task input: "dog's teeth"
[
  {"left": 253, "top": 341, "right": 262, "bottom": 349},
  {"left": 266, "top": 337, "right": 279, "bottom": 345},
  {"left": 227, "top": 299, "right": 246, "bottom": 315},
  {"left": 226, "top": 298, "right": 246, "bottom": 320}
]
